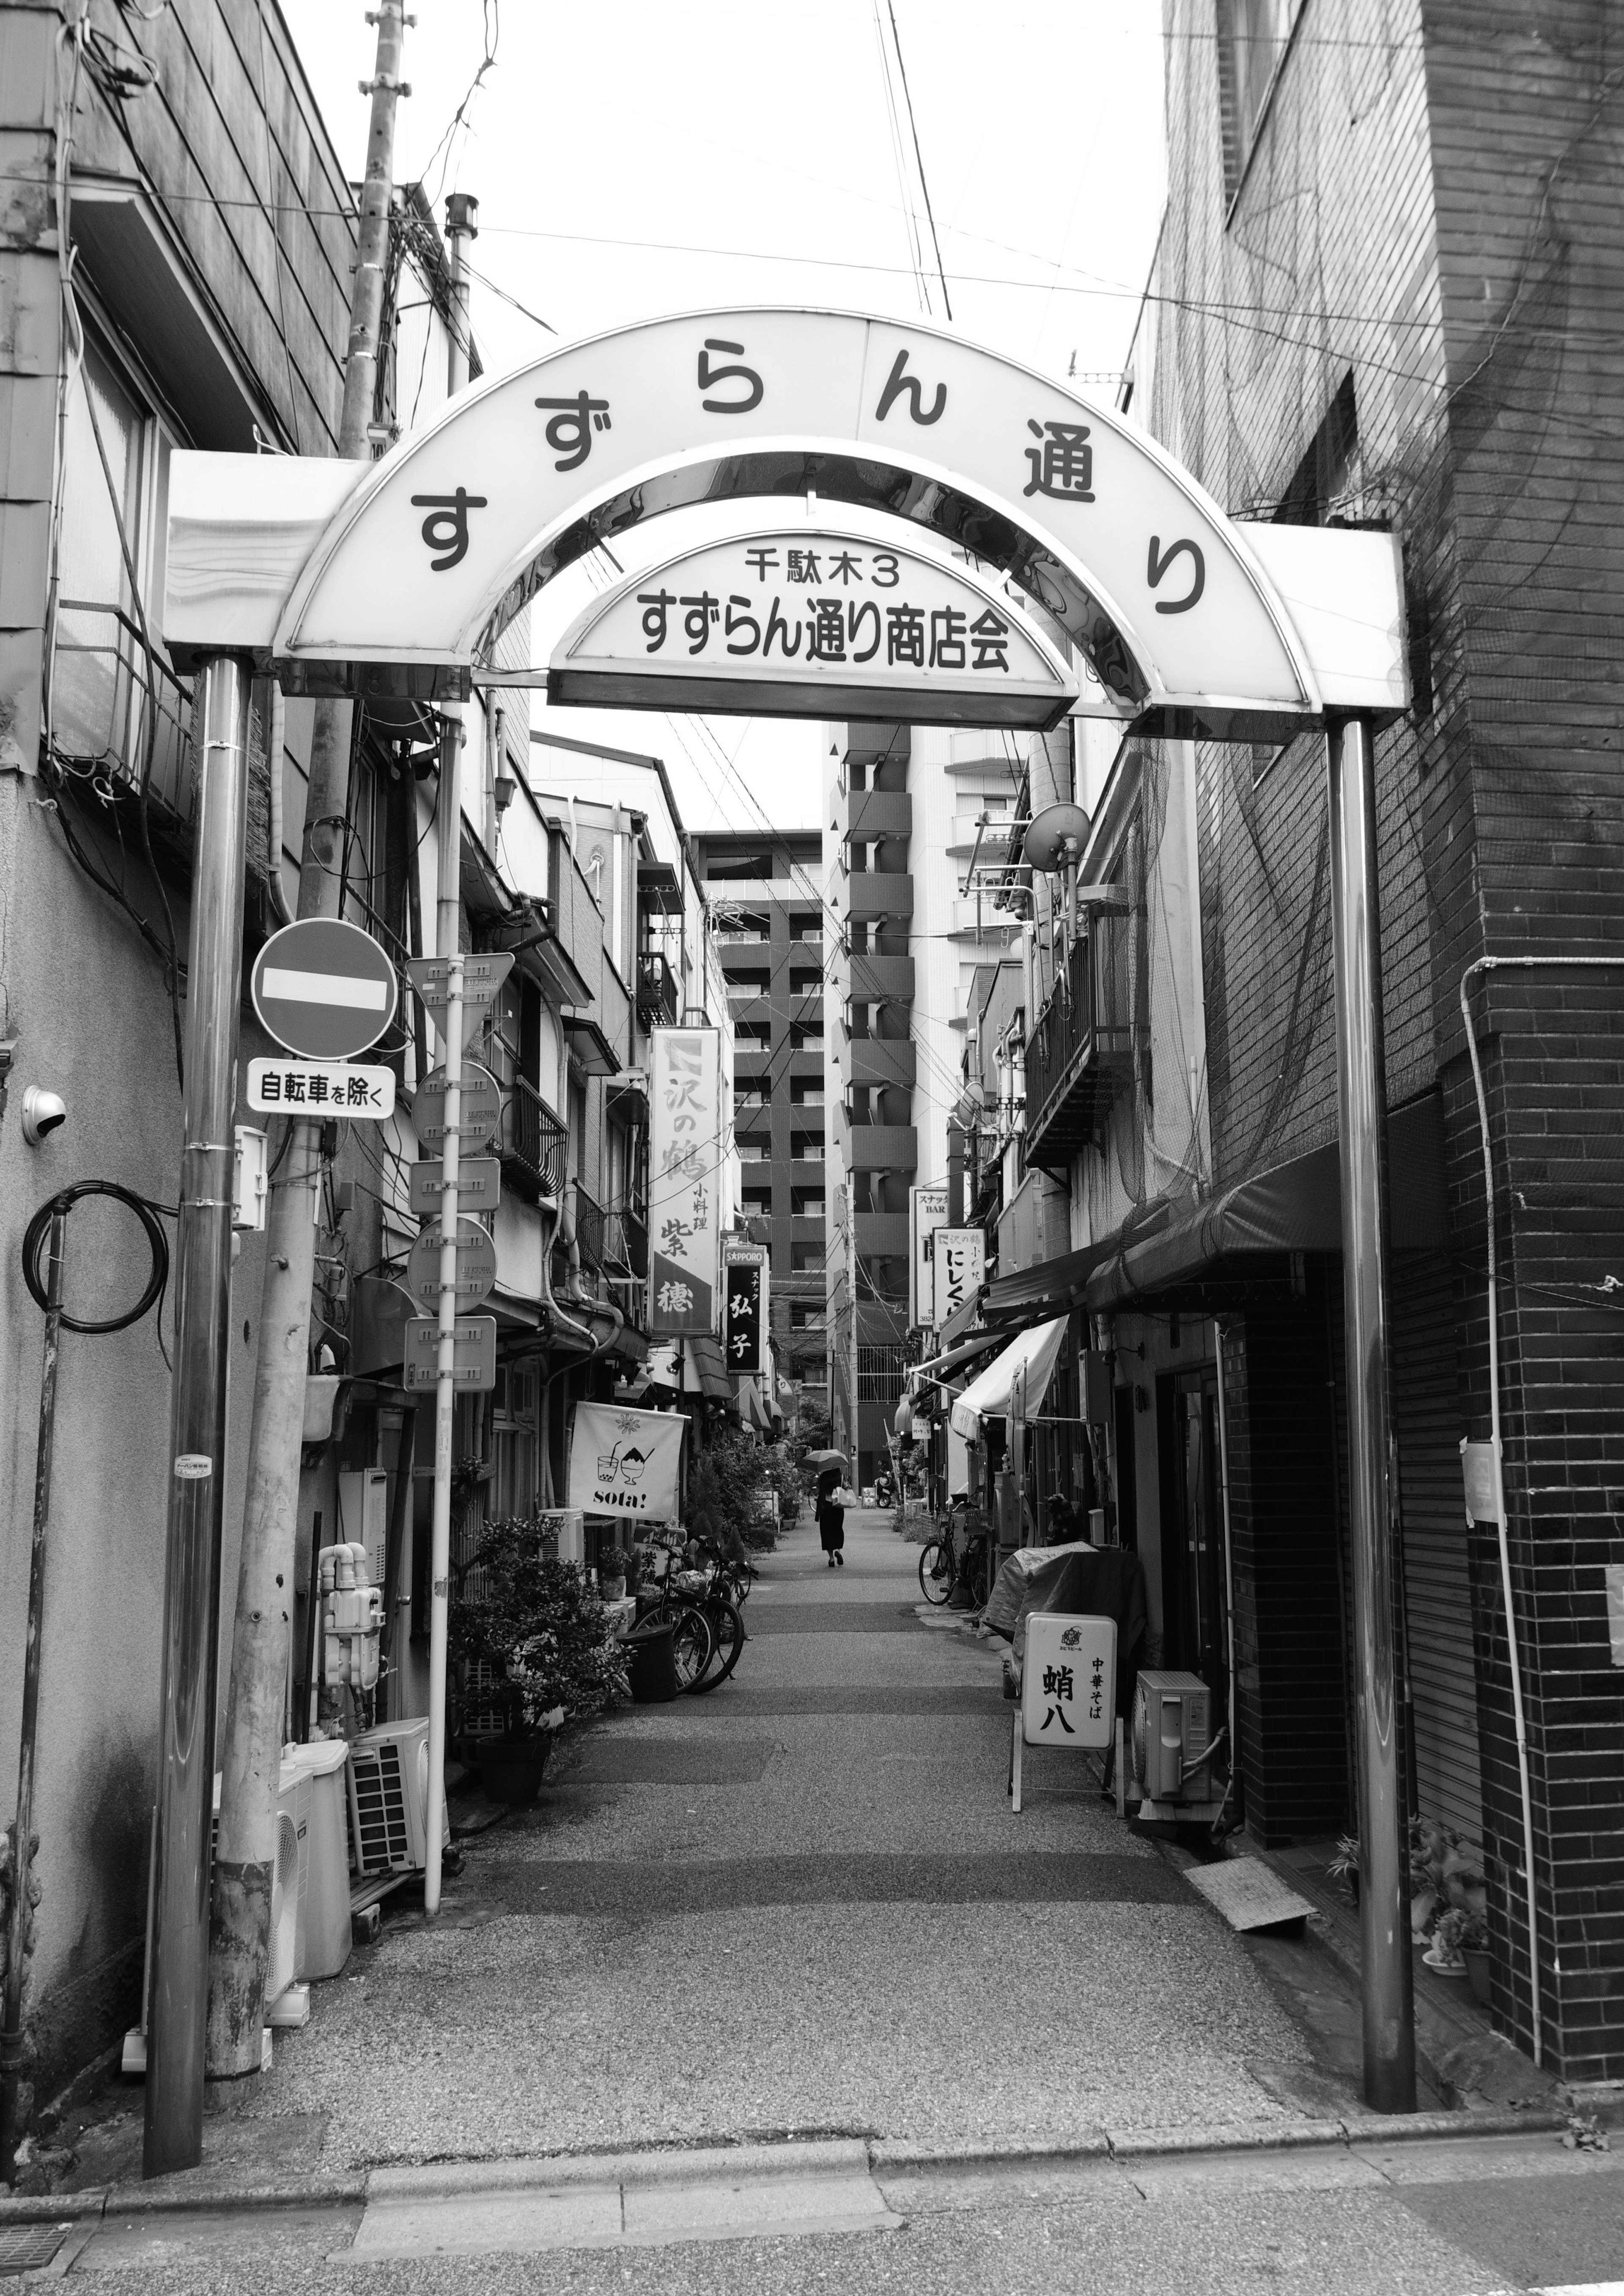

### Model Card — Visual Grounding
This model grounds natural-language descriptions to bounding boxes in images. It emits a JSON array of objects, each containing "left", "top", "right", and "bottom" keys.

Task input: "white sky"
[{"left": 280, "top": 0, "right": 1167, "bottom": 834}]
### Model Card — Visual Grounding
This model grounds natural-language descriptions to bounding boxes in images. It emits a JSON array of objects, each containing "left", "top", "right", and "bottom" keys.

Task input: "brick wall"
[{"left": 1153, "top": 0, "right": 1624, "bottom": 2074}]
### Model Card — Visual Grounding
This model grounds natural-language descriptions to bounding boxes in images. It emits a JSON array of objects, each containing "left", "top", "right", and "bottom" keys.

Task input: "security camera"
[{"left": 21, "top": 1086, "right": 67, "bottom": 1146}]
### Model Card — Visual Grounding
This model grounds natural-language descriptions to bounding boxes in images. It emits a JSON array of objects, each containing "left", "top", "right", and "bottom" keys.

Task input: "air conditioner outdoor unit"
[
  {"left": 1132, "top": 1669, "right": 1213, "bottom": 1806},
  {"left": 540, "top": 1507, "right": 584, "bottom": 1563},
  {"left": 346, "top": 1718, "right": 450, "bottom": 1877}
]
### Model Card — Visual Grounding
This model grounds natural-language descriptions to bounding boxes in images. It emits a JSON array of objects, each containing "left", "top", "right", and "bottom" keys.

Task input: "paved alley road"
[
  {"left": 30, "top": 1511, "right": 1624, "bottom": 2290},
  {"left": 243, "top": 1505, "right": 1322, "bottom": 2168}
]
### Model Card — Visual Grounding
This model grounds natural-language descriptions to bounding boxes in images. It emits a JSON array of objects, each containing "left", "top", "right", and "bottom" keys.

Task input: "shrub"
[{"left": 452, "top": 1515, "right": 628, "bottom": 1725}]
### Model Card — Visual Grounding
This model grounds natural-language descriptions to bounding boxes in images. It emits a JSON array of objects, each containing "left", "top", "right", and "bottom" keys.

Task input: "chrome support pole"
[
  {"left": 144, "top": 653, "right": 252, "bottom": 2177},
  {"left": 1325, "top": 713, "right": 1416, "bottom": 2115},
  {"left": 423, "top": 714, "right": 463, "bottom": 1920}
]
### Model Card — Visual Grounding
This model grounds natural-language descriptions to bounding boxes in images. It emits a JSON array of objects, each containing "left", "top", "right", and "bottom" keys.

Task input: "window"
[
  {"left": 1218, "top": 0, "right": 1301, "bottom": 201},
  {"left": 792, "top": 1190, "right": 826, "bottom": 1219},
  {"left": 858, "top": 1345, "right": 905, "bottom": 1402},
  {"left": 735, "top": 1019, "right": 770, "bottom": 1047},
  {"left": 790, "top": 1134, "right": 823, "bottom": 1163},
  {"left": 742, "top": 1185, "right": 772, "bottom": 1214},
  {"left": 52, "top": 335, "right": 189, "bottom": 816},
  {"left": 491, "top": 1364, "right": 540, "bottom": 1518},
  {"left": 792, "top": 1243, "right": 823, "bottom": 1273},
  {"left": 792, "top": 1021, "right": 823, "bottom": 1048},
  {"left": 791, "top": 1304, "right": 828, "bottom": 1331}
]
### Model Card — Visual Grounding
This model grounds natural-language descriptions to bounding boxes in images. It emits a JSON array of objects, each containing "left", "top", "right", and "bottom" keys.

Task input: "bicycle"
[
  {"left": 696, "top": 1540, "right": 754, "bottom": 1608},
  {"left": 632, "top": 1571, "right": 714, "bottom": 1692},
  {"left": 917, "top": 1499, "right": 993, "bottom": 1611},
  {"left": 677, "top": 1565, "right": 747, "bottom": 1694}
]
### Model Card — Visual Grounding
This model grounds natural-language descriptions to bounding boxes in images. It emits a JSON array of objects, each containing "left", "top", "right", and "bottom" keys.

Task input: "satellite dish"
[{"left": 1023, "top": 802, "right": 1092, "bottom": 872}]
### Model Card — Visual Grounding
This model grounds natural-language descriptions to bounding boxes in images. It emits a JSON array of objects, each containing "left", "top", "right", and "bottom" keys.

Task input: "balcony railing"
[
  {"left": 1023, "top": 920, "right": 1134, "bottom": 1167},
  {"left": 502, "top": 1075, "right": 568, "bottom": 1201},
  {"left": 53, "top": 600, "right": 195, "bottom": 826},
  {"left": 574, "top": 1180, "right": 605, "bottom": 1271},
  {"left": 636, "top": 950, "right": 678, "bottom": 1028}
]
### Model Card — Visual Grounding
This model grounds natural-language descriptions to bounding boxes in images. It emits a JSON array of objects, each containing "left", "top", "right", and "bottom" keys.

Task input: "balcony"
[
  {"left": 1023, "top": 923, "right": 1135, "bottom": 1168},
  {"left": 790, "top": 1136, "right": 824, "bottom": 1163},
  {"left": 574, "top": 1180, "right": 605, "bottom": 1270},
  {"left": 849, "top": 953, "right": 914, "bottom": 1004},
  {"left": 636, "top": 950, "right": 678, "bottom": 1028},
  {"left": 846, "top": 1124, "right": 917, "bottom": 1171},
  {"left": 848, "top": 1038, "right": 916, "bottom": 1090},
  {"left": 856, "top": 1211, "right": 910, "bottom": 1259},
  {"left": 53, "top": 600, "right": 196, "bottom": 829},
  {"left": 502, "top": 1076, "right": 568, "bottom": 1202},
  {"left": 845, "top": 789, "right": 911, "bottom": 842},
  {"left": 846, "top": 873, "right": 914, "bottom": 920}
]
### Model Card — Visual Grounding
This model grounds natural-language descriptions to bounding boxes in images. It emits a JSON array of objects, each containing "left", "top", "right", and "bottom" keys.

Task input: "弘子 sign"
[
  {"left": 551, "top": 525, "right": 1078, "bottom": 730},
  {"left": 567, "top": 1403, "right": 686, "bottom": 1523}
]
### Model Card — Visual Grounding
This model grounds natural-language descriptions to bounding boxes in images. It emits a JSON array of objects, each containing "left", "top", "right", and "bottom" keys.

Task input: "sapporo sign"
[
  {"left": 551, "top": 525, "right": 1077, "bottom": 729},
  {"left": 162, "top": 310, "right": 1407, "bottom": 725}
]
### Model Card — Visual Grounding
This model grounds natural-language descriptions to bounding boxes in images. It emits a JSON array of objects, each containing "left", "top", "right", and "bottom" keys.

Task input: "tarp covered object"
[
  {"left": 983, "top": 1544, "right": 1149, "bottom": 1718},
  {"left": 567, "top": 1403, "right": 686, "bottom": 1525},
  {"left": 949, "top": 1316, "right": 1067, "bottom": 1440}
]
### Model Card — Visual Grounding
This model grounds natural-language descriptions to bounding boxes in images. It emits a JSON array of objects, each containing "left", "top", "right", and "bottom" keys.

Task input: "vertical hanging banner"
[
  {"left": 932, "top": 1227, "right": 987, "bottom": 1330},
  {"left": 723, "top": 1242, "right": 768, "bottom": 1377},
  {"left": 909, "top": 1185, "right": 948, "bottom": 1329},
  {"left": 648, "top": 1027, "right": 723, "bottom": 1337}
]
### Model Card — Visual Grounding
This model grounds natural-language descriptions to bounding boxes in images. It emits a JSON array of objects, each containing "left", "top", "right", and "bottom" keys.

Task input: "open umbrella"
[{"left": 802, "top": 1448, "right": 849, "bottom": 1471}]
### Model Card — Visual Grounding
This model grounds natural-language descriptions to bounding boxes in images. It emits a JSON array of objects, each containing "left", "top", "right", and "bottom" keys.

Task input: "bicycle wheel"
[
  {"left": 918, "top": 1540, "right": 954, "bottom": 1606},
  {"left": 691, "top": 1597, "right": 745, "bottom": 1692},
  {"left": 730, "top": 1559, "right": 754, "bottom": 1604},
  {"left": 669, "top": 1603, "right": 714, "bottom": 1692},
  {"left": 965, "top": 1542, "right": 993, "bottom": 1610}
]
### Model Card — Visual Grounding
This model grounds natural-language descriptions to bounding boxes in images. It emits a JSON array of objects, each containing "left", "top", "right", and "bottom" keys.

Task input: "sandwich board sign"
[
  {"left": 1010, "top": 1613, "right": 1116, "bottom": 1813},
  {"left": 250, "top": 918, "right": 398, "bottom": 1060}
]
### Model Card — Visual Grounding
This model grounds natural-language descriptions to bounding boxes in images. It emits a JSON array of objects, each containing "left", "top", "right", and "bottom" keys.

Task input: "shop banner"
[
  {"left": 567, "top": 1403, "right": 686, "bottom": 1524},
  {"left": 723, "top": 1242, "right": 768, "bottom": 1377},
  {"left": 909, "top": 1184, "right": 948, "bottom": 1328},
  {"left": 931, "top": 1227, "right": 986, "bottom": 1330},
  {"left": 648, "top": 1027, "right": 722, "bottom": 1335}
]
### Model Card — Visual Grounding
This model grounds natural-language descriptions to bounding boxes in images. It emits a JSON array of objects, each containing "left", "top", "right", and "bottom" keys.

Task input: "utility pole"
[
  {"left": 199, "top": 0, "right": 410, "bottom": 2114},
  {"left": 141, "top": 656, "right": 254, "bottom": 2177},
  {"left": 848, "top": 1175, "right": 859, "bottom": 1478},
  {"left": 422, "top": 190, "right": 477, "bottom": 1918}
]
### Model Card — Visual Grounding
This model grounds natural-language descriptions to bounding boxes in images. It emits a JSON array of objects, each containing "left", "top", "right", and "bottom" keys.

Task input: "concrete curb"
[
  {"left": 0, "top": 2107, "right": 1575, "bottom": 2227},
  {"left": 0, "top": 2173, "right": 367, "bottom": 2226}
]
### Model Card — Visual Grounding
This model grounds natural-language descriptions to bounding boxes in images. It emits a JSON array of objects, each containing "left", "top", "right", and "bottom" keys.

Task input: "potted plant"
[
  {"left": 1431, "top": 1905, "right": 1492, "bottom": 2002},
  {"left": 600, "top": 1546, "right": 630, "bottom": 1603},
  {"left": 451, "top": 1517, "right": 631, "bottom": 1805},
  {"left": 1327, "top": 1834, "right": 1361, "bottom": 1907}
]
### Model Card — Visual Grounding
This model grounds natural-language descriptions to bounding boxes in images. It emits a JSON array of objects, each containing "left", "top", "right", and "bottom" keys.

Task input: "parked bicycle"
[
  {"left": 634, "top": 1560, "right": 746, "bottom": 1694},
  {"left": 917, "top": 1497, "right": 993, "bottom": 1611}
]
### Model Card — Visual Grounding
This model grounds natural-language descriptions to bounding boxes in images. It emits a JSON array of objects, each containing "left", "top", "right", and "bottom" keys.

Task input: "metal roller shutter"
[{"left": 1391, "top": 1252, "right": 1484, "bottom": 1852}]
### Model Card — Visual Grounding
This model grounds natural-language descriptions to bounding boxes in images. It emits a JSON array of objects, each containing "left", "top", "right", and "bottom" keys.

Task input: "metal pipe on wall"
[
  {"left": 144, "top": 652, "right": 252, "bottom": 2177},
  {"left": 1324, "top": 713, "right": 1416, "bottom": 2116}
]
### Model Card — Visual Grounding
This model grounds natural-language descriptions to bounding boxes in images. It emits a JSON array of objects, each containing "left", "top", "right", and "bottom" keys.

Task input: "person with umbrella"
[{"left": 804, "top": 1448, "right": 849, "bottom": 1570}]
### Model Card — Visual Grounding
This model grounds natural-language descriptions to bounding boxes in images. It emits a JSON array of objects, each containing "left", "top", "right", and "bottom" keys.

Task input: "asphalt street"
[{"left": 31, "top": 1508, "right": 1621, "bottom": 2290}]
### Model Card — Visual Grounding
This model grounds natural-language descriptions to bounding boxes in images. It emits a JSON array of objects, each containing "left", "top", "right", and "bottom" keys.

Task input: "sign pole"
[
  {"left": 1325, "top": 712, "right": 1416, "bottom": 2115},
  {"left": 423, "top": 715, "right": 463, "bottom": 1919},
  {"left": 144, "top": 654, "right": 252, "bottom": 2177},
  {"left": 206, "top": 0, "right": 410, "bottom": 2095}
]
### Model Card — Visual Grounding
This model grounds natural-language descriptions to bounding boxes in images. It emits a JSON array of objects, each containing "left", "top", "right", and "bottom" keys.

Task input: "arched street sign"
[
  {"left": 551, "top": 523, "right": 1079, "bottom": 728},
  {"left": 249, "top": 917, "right": 398, "bottom": 1061},
  {"left": 162, "top": 309, "right": 1408, "bottom": 730}
]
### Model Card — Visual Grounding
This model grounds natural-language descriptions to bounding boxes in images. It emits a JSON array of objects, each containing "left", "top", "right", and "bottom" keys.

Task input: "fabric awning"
[
  {"left": 1084, "top": 1090, "right": 1448, "bottom": 1313},
  {"left": 949, "top": 1316, "right": 1068, "bottom": 1440},
  {"left": 682, "top": 1333, "right": 732, "bottom": 1401},
  {"left": 912, "top": 1329, "right": 1005, "bottom": 1384}
]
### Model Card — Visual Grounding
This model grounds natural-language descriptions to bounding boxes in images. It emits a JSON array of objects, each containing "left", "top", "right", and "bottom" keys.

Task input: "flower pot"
[
  {"left": 1462, "top": 1945, "right": 1492, "bottom": 2006},
  {"left": 601, "top": 1579, "right": 627, "bottom": 1604},
  {"left": 473, "top": 1734, "right": 553, "bottom": 1807},
  {"left": 625, "top": 1619, "right": 678, "bottom": 1704}
]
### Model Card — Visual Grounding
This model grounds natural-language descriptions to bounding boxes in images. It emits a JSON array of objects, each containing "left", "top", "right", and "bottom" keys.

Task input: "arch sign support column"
[{"left": 160, "top": 308, "right": 1416, "bottom": 2115}]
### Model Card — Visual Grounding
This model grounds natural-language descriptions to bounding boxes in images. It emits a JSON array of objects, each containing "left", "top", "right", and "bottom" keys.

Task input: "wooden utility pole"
[{"left": 202, "top": 0, "right": 411, "bottom": 2092}]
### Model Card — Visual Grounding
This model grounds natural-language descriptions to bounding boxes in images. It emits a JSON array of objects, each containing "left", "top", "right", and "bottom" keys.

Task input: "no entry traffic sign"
[{"left": 250, "top": 918, "right": 398, "bottom": 1061}]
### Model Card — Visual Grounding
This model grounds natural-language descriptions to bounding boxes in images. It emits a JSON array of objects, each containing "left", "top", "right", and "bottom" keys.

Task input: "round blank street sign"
[
  {"left": 250, "top": 918, "right": 398, "bottom": 1061},
  {"left": 406, "top": 1216, "right": 497, "bottom": 1312}
]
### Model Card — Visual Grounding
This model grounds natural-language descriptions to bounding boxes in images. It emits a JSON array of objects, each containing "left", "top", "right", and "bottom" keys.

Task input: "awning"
[
  {"left": 949, "top": 1316, "right": 1068, "bottom": 1440},
  {"left": 911, "top": 1329, "right": 1005, "bottom": 1385},
  {"left": 562, "top": 1008, "right": 620, "bottom": 1077},
  {"left": 681, "top": 1333, "right": 732, "bottom": 1401},
  {"left": 1084, "top": 1091, "right": 1448, "bottom": 1313}
]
